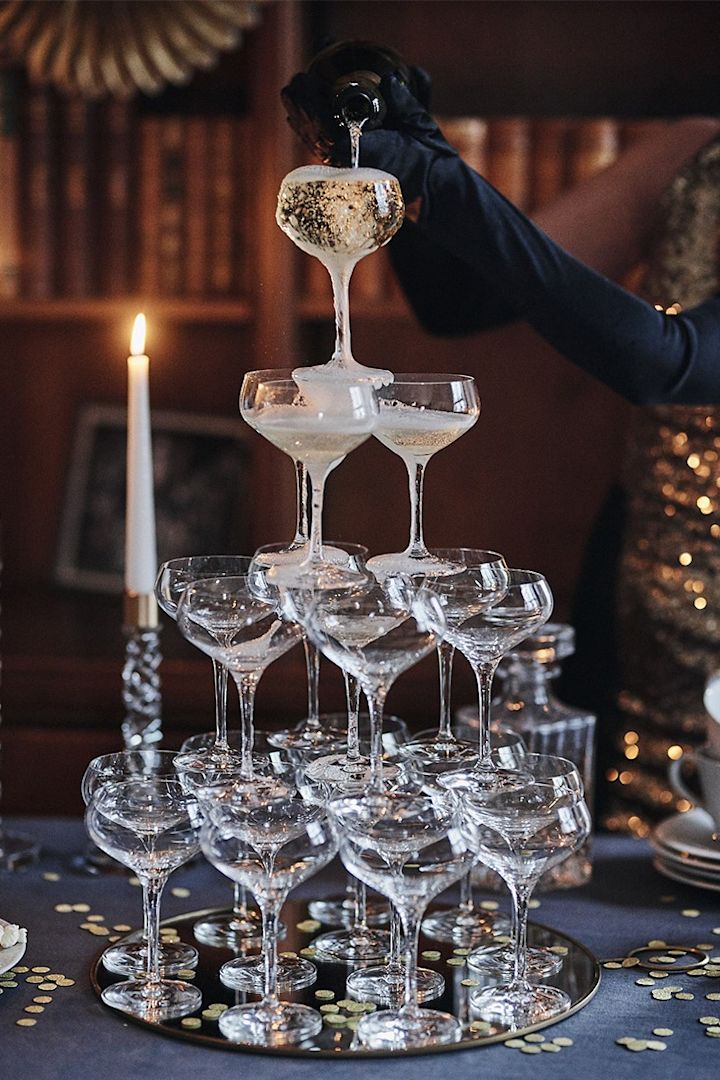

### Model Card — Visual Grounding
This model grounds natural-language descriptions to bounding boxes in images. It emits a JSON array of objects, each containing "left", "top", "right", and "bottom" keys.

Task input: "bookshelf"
[{"left": 5, "top": 0, "right": 713, "bottom": 814}]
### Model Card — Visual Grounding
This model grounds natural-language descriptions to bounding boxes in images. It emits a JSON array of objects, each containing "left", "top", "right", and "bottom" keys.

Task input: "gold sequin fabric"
[{"left": 606, "top": 136, "right": 720, "bottom": 834}]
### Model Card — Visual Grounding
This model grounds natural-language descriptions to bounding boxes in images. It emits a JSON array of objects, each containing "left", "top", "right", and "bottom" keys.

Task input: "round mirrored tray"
[{"left": 91, "top": 900, "right": 600, "bottom": 1057}]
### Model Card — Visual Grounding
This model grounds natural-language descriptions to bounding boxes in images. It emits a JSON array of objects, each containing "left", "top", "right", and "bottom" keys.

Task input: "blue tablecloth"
[{"left": 1, "top": 818, "right": 719, "bottom": 1079}]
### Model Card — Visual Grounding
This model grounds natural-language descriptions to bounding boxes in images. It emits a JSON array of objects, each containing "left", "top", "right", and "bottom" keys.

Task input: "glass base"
[
  {"left": 470, "top": 982, "right": 571, "bottom": 1028},
  {"left": 266, "top": 716, "right": 347, "bottom": 755},
  {"left": 367, "top": 551, "right": 462, "bottom": 580},
  {"left": 101, "top": 977, "right": 201, "bottom": 1021},
  {"left": 356, "top": 1006, "right": 462, "bottom": 1051},
  {"left": 308, "top": 894, "right": 389, "bottom": 928},
  {"left": 220, "top": 953, "right": 317, "bottom": 993},
  {"left": 0, "top": 828, "right": 40, "bottom": 871},
  {"left": 346, "top": 963, "right": 444, "bottom": 1006},
  {"left": 310, "top": 927, "right": 390, "bottom": 965},
  {"left": 421, "top": 905, "right": 506, "bottom": 947},
  {"left": 102, "top": 939, "right": 198, "bottom": 978},
  {"left": 468, "top": 943, "right": 563, "bottom": 981},
  {"left": 193, "top": 907, "right": 268, "bottom": 949},
  {"left": 219, "top": 1000, "right": 322, "bottom": 1046}
]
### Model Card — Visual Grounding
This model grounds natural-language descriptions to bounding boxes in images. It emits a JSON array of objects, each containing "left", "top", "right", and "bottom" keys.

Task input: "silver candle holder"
[{"left": 122, "top": 592, "right": 162, "bottom": 750}]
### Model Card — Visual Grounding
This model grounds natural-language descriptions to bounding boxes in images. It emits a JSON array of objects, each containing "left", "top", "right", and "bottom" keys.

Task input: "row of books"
[
  {"left": 304, "top": 113, "right": 667, "bottom": 305},
  {"left": 0, "top": 70, "right": 251, "bottom": 300}
]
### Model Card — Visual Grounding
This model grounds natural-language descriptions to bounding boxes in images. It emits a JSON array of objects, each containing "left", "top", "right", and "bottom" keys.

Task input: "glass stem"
[
  {"left": 353, "top": 878, "right": 369, "bottom": 932},
  {"left": 211, "top": 660, "right": 229, "bottom": 752},
  {"left": 259, "top": 896, "right": 283, "bottom": 1006},
  {"left": 389, "top": 904, "right": 403, "bottom": 968},
  {"left": 437, "top": 641, "right": 456, "bottom": 740},
  {"left": 303, "top": 637, "right": 321, "bottom": 727},
  {"left": 330, "top": 262, "right": 356, "bottom": 364},
  {"left": 344, "top": 672, "right": 361, "bottom": 762},
  {"left": 306, "top": 463, "right": 329, "bottom": 565},
  {"left": 406, "top": 457, "right": 430, "bottom": 558},
  {"left": 365, "top": 686, "right": 387, "bottom": 791},
  {"left": 473, "top": 660, "right": 500, "bottom": 764},
  {"left": 459, "top": 869, "right": 474, "bottom": 914},
  {"left": 294, "top": 459, "right": 310, "bottom": 545},
  {"left": 233, "top": 673, "right": 259, "bottom": 779},
  {"left": 399, "top": 905, "right": 422, "bottom": 1012},
  {"left": 141, "top": 874, "right": 166, "bottom": 986},
  {"left": 508, "top": 880, "right": 532, "bottom": 990}
]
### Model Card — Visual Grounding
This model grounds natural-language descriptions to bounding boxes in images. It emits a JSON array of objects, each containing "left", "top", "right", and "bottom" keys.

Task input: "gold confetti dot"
[
  {"left": 201, "top": 1009, "right": 220, "bottom": 1021},
  {"left": 541, "top": 1043, "right": 562, "bottom": 1052},
  {"left": 24, "top": 1005, "right": 44, "bottom": 1014},
  {"left": 525, "top": 1033, "right": 545, "bottom": 1043},
  {"left": 553, "top": 1037, "right": 574, "bottom": 1046},
  {"left": 675, "top": 992, "right": 694, "bottom": 1000},
  {"left": 650, "top": 971, "right": 669, "bottom": 979},
  {"left": 623, "top": 1039, "right": 648, "bottom": 1052},
  {"left": 505, "top": 1038, "right": 526, "bottom": 1048},
  {"left": 646, "top": 1040, "right": 667, "bottom": 1051},
  {"left": 712, "top": 928, "right": 720, "bottom": 936},
  {"left": 71, "top": 904, "right": 90, "bottom": 913},
  {"left": 108, "top": 936, "right": 120, "bottom": 943},
  {"left": 128, "top": 877, "right": 140, "bottom": 887},
  {"left": 520, "top": 1044, "right": 542, "bottom": 1054},
  {"left": 636, "top": 977, "right": 655, "bottom": 986},
  {"left": 604, "top": 962, "right": 622, "bottom": 969},
  {"left": 479, "top": 900, "right": 499, "bottom": 910},
  {"left": 314, "top": 990, "right": 335, "bottom": 1000},
  {"left": 682, "top": 909, "right": 701, "bottom": 918},
  {"left": 707, "top": 993, "right": 720, "bottom": 1001},
  {"left": 446, "top": 957, "right": 465, "bottom": 966},
  {"left": 33, "top": 996, "right": 53, "bottom": 1004},
  {"left": 296, "top": 919, "right": 321, "bottom": 933},
  {"left": 112, "top": 924, "right": 132, "bottom": 933},
  {"left": 25, "top": 977, "right": 44, "bottom": 984},
  {"left": 0, "top": 981, "right": 17, "bottom": 988},
  {"left": 319, "top": 1004, "right": 339, "bottom": 1014},
  {"left": 279, "top": 951, "right": 297, "bottom": 959},
  {"left": 528, "top": 899, "right": 541, "bottom": 909},
  {"left": 550, "top": 945, "right": 569, "bottom": 956},
  {"left": 452, "top": 947, "right": 471, "bottom": 956},
  {"left": 653, "top": 1028, "right": 674, "bottom": 1036},
  {"left": 648, "top": 939, "right": 667, "bottom": 947},
  {"left": 171, "top": 887, "right": 190, "bottom": 898},
  {"left": 336, "top": 1000, "right": 354, "bottom": 1010},
  {"left": 700, "top": 1016, "right": 720, "bottom": 1025},
  {"left": 176, "top": 969, "right": 196, "bottom": 979},
  {"left": 37, "top": 983, "right": 57, "bottom": 992},
  {"left": 56, "top": 978, "right": 75, "bottom": 987},
  {"left": 12, "top": 967, "right": 29, "bottom": 974},
  {"left": 469, "top": 1020, "right": 491, "bottom": 1033},
  {"left": 299, "top": 947, "right": 316, "bottom": 958},
  {"left": 421, "top": 950, "right": 441, "bottom": 960},
  {"left": 344, "top": 1002, "right": 368, "bottom": 1014},
  {"left": 181, "top": 1017, "right": 202, "bottom": 1029},
  {"left": 31, "top": 967, "right": 50, "bottom": 974},
  {"left": 86, "top": 915, "right": 105, "bottom": 923},
  {"left": 42, "top": 872, "right": 60, "bottom": 882},
  {"left": 15, "top": 1018, "right": 37, "bottom": 1027},
  {"left": 54, "top": 904, "right": 73, "bottom": 914},
  {"left": 622, "top": 957, "right": 640, "bottom": 967},
  {"left": 461, "top": 978, "right": 480, "bottom": 987},
  {"left": 323, "top": 1014, "right": 347, "bottom": 1026}
]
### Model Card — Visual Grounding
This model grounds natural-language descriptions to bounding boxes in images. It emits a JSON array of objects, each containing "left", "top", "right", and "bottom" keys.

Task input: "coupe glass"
[
  {"left": 254, "top": 540, "right": 369, "bottom": 755},
  {"left": 81, "top": 750, "right": 198, "bottom": 977},
  {"left": 367, "top": 375, "right": 481, "bottom": 577},
  {"left": 332, "top": 792, "right": 475, "bottom": 1050},
  {"left": 462, "top": 754, "right": 591, "bottom": 1027},
  {"left": 176, "top": 574, "right": 302, "bottom": 780},
  {"left": 86, "top": 776, "right": 202, "bottom": 1020},
  {"left": 433, "top": 569, "right": 554, "bottom": 790},
  {"left": 403, "top": 548, "right": 510, "bottom": 775},
  {"left": 155, "top": 554, "right": 254, "bottom": 771},
  {"left": 177, "top": 731, "right": 293, "bottom": 950},
  {"left": 201, "top": 792, "right": 337, "bottom": 1046},
  {"left": 239, "top": 372, "right": 377, "bottom": 580},
  {"left": 277, "top": 165, "right": 404, "bottom": 386}
]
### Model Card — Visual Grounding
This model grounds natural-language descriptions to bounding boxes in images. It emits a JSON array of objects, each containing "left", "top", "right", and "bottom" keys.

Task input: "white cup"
[
  {"left": 703, "top": 672, "right": 720, "bottom": 759},
  {"left": 669, "top": 745, "right": 720, "bottom": 830}
]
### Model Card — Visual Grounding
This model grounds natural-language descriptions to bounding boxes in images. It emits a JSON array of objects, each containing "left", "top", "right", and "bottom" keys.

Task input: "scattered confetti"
[
  {"left": 112, "top": 925, "right": 132, "bottom": 933},
  {"left": 653, "top": 1028, "right": 674, "bottom": 1036},
  {"left": 181, "top": 1018, "right": 202, "bottom": 1029},
  {"left": 33, "top": 996, "right": 53, "bottom": 1004},
  {"left": 447, "top": 957, "right": 465, "bottom": 966},
  {"left": 479, "top": 901, "right": 499, "bottom": 911},
  {"left": 42, "top": 872, "right": 60, "bottom": 882},
  {"left": 520, "top": 1044, "right": 542, "bottom": 1054},
  {"left": 676, "top": 992, "right": 695, "bottom": 1000},
  {"left": 24, "top": 1005, "right": 44, "bottom": 1014},
  {"left": 54, "top": 904, "right": 73, "bottom": 914},
  {"left": 699, "top": 1016, "right": 720, "bottom": 1025},
  {"left": 314, "top": 990, "right": 335, "bottom": 1000},
  {"left": 421, "top": 950, "right": 441, "bottom": 961},
  {"left": 681, "top": 909, "right": 701, "bottom": 918},
  {"left": 15, "top": 1018, "right": 37, "bottom": 1027},
  {"left": 171, "top": 887, "right": 190, "bottom": 898},
  {"left": 553, "top": 1037, "right": 574, "bottom": 1046},
  {"left": 319, "top": 1004, "right": 339, "bottom": 1014},
  {"left": 71, "top": 904, "right": 90, "bottom": 913},
  {"left": 525, "top": 1033, "right": 545, "bottom": 1043},
  {"left": 296, "top": 919, "right": 321, "bottom": 933}
]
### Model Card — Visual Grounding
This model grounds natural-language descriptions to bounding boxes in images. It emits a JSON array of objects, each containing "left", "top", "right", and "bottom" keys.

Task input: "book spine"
[
  {"left": 184, "top": 116, "right": 209, "bottom": 297},
  {"left": 486, "top": 117, "right": 531, "bottom": 209},
  {"left": 568, "top": 118, "right": 620, "bottom": 184},
  {"left": 530, "top": 117, "right": 572, "bottom": 208},
  {"left": 100, "top": 98, "right": 133, "bottom": 296},
  {"left": 157, "top": 115, "right": 184, "bottom": 296},
  {"left": 59, "top": 96, "right": 97, "bottom": 296},
  {"left": 138, "top": 116, "right": 162, "bottom": 296},
  {"left": 207, "top": 116, "right": 235, "bottom": 294},
  {"left": 0, "top": 69, "right": 21, "bottom": 298}
]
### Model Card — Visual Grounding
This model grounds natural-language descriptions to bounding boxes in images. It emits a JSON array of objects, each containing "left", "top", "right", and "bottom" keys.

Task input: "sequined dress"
[{"left": 606, "top": 135, "right": 720, "bottom": 833}]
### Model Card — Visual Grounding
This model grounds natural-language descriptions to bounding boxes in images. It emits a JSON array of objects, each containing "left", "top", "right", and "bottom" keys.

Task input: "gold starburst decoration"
[{"left": 0, "top": 0, "right": 265, "bottom": 98}]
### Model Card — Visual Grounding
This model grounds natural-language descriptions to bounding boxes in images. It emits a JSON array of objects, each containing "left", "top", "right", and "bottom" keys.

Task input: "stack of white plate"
[{"left": 651, "top": 809, "right": 720, "bottom": 892}]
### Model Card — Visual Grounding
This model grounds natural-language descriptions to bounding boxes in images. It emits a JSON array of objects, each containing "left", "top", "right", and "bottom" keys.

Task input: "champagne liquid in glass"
[
  {"left": 276, "top": 155, "right": 404, "bottom": 387},
  {"left": 374, "top": 405, "right": 478, "bottom": 460}
]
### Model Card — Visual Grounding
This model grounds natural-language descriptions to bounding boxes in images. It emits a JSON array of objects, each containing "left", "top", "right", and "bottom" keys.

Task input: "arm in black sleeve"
[
  {"left": 386, "top": 220, "right": 519, "bottom": 335},
  {"left": 360, "top": 78, "right": 720, "bottom": 406}
]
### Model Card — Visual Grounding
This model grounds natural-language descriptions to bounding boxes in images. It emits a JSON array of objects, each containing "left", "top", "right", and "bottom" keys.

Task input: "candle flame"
[{"left": 130, "top": 313, "right": 147, "bottom": 356}]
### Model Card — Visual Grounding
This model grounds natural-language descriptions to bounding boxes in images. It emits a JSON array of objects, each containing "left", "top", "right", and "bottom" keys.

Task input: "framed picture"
[{"left": 55, "top": 403, "right": 253, "bottom": 593}]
